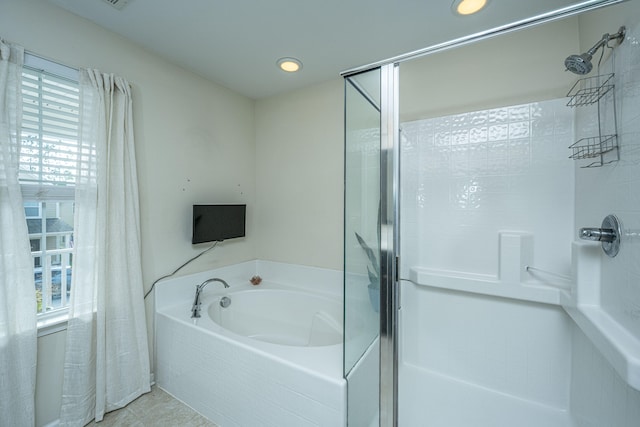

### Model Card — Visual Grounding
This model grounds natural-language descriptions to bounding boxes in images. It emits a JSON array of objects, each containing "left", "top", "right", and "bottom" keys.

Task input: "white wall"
[
  {"left": 398, "top": 19, "right": 580, "bottom": 278},
  {"left": 570, "top": 325, "right": 640, "bottom": 427},
  {"left": 399, "top": 18, "right": 580, "bottom": 122},
  {"left": 254, "top": 80, "right": 344, "bottom": 270},
  {"left": 1, "top": 0, "right": 257, "bottom": 279},
  {"left": 401, "top": 285, "right": 574, "bottom": 409},
  {"left": 400, "top": 97, "right": 575, "bottom": 279},
  {"left": 574, "top": 0, "right": 640, "bottom": 352},
  {"left": 1, "top": 1, "right": 256, "bottom": 425},
  {"left": 35, "top": 330, "right": 66, "bottom": 426},
  {"left": 570, "top": 2, "right": 640, "bottom": 425}
]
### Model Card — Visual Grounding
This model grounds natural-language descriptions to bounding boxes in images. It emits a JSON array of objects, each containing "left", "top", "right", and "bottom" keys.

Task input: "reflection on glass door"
[{"left": 344, "top": 67, "right": 381, "bottom": 426}]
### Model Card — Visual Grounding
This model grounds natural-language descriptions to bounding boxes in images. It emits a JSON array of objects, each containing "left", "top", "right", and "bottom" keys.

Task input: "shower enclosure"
[
  {"left": 344, "top": 66, "right": 398, "bottom": 426},
  {"left": 343, "top": 1, "right": 640, "bottom": 426}
]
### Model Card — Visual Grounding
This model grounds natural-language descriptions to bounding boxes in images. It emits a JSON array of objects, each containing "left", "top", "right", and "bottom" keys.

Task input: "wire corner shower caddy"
[
  {"left": 564, "top": 25, "right": 626, "bottom": 169},
  {"left": 566, "top": 73, "right": 619, "bottom": 168}
]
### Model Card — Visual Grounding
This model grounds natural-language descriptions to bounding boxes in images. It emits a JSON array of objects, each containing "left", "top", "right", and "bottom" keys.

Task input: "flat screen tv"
[{"left": 192, "top": 204, "right": 246, "bottom": 244}]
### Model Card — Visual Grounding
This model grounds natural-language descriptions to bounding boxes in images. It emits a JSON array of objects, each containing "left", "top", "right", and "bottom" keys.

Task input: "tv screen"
[{"left": 192, "top": 204, "right": 246, "bottom": 244}]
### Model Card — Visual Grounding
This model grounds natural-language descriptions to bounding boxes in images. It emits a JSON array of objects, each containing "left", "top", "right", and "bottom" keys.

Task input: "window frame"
[{"left": 21, "top": 53, "right": 80, "bottom": 335}]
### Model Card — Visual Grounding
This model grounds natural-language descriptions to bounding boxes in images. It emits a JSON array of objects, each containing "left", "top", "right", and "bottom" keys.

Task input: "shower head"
[
  {"left": 565, "top": 53, "right": 593, "bottom": 75},
  {"left": 564, "top": 26, "right": 626, "bottom": 75}
]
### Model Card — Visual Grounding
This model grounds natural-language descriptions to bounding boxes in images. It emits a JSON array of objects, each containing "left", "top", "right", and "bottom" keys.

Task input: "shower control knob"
[
  {"left": 579, "top": 214, "right": 621, "bottom": 257},
  {"left": 579, "top": 228, "right": 616, "bottom": 242}
]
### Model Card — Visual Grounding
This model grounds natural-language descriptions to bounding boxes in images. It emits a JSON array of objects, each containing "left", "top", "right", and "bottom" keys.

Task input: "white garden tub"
[
  {"left": 207, "top": 288, "right": 342, "bottom": 347},
  {"left": 155, "top": 260, "right": 347, "bottom": 426}
]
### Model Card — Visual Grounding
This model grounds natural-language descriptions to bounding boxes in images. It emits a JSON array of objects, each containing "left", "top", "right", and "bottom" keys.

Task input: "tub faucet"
[{"left": 191, "top": 278, "right": 229, "bottom": 318}]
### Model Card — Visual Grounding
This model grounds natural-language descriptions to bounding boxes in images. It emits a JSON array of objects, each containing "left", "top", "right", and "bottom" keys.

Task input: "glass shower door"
[{"left": 344, "top": 67, "right": 381, "bottom": 426}]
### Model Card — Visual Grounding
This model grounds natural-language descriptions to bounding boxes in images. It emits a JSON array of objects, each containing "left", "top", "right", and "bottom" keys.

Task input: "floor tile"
[{"left": 85, "top": 386, "right": 217, "bottom": 427}]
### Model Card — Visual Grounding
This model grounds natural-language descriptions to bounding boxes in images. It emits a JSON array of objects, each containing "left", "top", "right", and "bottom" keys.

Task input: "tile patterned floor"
[{"left": 86, "top": 386, "right": 217, "bottom": 427}]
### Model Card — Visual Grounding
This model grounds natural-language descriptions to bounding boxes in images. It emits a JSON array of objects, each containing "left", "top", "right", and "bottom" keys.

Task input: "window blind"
[{"left": 19, "top": 65, "right": 80, "bottom": 200}]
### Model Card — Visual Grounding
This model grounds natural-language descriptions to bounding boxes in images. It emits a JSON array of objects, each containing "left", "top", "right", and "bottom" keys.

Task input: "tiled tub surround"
[{"left": 155, "top": 261, "right": 346, "bottom": 426}]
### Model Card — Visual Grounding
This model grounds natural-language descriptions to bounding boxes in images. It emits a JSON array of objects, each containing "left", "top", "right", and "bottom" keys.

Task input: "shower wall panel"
[
  {"left": 568, "top": 13, "right": 640, "bottom": 423},
  {"left": 397, "top": 98, "right": 577, "bottom": 422},
  {"left": 570, "top": 325, "right": 640, "bottom": 427},
  {"left": 397, "top": 95, "right": 581, "bottom": 424},
  {"left": 400, "top": 284, "right": 573, "bottom": 409},
  {"left": 400, "top": 98, "right": 575, "bottom": 280},
  {"left": 573, "top": 18, "right": 640, "bottom": 348}
]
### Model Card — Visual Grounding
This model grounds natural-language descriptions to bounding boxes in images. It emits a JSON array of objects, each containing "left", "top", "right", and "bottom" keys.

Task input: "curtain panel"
[
  {"left": 0, "top": 40, "right": 37, "bottom": 427},
  {"left": 59, "top": 69, "right": 150, "bottom": 426}
]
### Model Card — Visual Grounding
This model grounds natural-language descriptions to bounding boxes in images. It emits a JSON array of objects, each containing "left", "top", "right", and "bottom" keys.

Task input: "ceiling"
[{"left": 47, "top": 0, "right": 598, "bottom": 99}]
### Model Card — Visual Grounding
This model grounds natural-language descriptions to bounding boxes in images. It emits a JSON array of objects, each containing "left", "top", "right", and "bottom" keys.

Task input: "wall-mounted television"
[{"left": 192, "top": 204, "right": 246, "bottom": 244}]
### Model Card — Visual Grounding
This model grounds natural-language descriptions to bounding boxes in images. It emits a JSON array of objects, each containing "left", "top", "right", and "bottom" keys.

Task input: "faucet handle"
[
  {"left": 579, "top": 227, "right": 617, "bottom": 242},
  {"left": 578, "top": 214, "right": 621, "bottom": 257}
]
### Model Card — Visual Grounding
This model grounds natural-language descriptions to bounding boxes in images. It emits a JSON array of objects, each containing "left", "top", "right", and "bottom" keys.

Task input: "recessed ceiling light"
[
  {"left": 277, "top": 57, "right": 303, "bottom": 73},
  {"left": 452, "top": 0, "right": 488, "bottom": 15}
]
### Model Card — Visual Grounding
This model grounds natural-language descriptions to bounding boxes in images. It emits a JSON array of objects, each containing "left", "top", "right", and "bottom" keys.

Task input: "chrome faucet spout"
[{"left": 191, "top": 278, "right": 230, "bottom": 318}]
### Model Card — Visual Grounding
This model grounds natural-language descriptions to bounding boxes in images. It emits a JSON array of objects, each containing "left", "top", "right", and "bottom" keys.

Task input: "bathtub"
[
  {"left": 207, "top": 288, "right": 343, "bottom": 347},
  {"left": 155, "top": 260, "right": 347, "bottom": 426}
]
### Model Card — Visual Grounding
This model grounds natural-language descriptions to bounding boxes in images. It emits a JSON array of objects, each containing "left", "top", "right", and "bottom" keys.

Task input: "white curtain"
[
  {"left": 0, "top": 40, "right": 37, "bottom": 427},
  {"left": 60, "top": 69, "right": 150, "bottom": 426}
]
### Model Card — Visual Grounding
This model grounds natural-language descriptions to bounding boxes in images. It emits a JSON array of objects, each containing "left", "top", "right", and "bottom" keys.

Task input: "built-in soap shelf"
[{"left": 409, "top": 232, "right": 568, "bottom": 306}]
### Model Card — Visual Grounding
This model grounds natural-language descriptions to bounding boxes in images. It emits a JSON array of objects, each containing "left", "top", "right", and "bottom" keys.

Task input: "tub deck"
[{"left": 157, "top": 301, "right": 344, "bottom": 381}]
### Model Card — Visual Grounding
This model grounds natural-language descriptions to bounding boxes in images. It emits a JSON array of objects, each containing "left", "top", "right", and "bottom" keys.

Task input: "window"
[
  {"left": 20, "top": 54, "right": 80, "bottom": 316},
  {"left": 24, "top": 201, "right": 41, "bottom": 218}
]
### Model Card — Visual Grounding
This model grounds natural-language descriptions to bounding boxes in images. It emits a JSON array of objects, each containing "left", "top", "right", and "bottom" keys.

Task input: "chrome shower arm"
[
  {"left": 587, "top": 27, "right": 626, "bottom": 55},
  {"left": 585, "top": 35, "right": 610, "bottom": 56}
]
